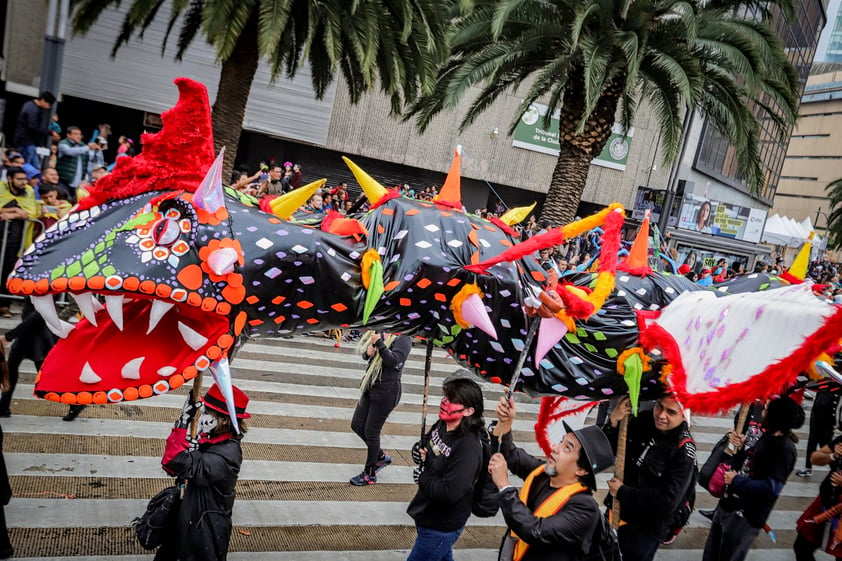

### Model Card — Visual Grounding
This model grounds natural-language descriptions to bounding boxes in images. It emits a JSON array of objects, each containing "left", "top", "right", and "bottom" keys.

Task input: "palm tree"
[
  {"left": 824, "top": 178, "right": 842, "bottom": 250},
  {"left": 408, "top": 0, "right": 801, "bottom": 226},
  {"left": 70, "top": 0, "right": 451, "bottom": 176}
]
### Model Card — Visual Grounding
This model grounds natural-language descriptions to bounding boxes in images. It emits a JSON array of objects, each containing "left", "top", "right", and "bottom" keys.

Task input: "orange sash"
[{"left": 510, "top": 466, "right": 587, "bottom": 561}]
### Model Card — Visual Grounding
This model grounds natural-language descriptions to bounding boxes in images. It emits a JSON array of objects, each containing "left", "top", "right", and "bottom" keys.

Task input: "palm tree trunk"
[
  {"left": 540, "top": 68, "right": 624, "bottom": 226},
  {"left": 211, "top": 12, "right": 259, "bottom": 181},
  {"left": 542, "top": 143, "right": 593, "bottom": 227}
]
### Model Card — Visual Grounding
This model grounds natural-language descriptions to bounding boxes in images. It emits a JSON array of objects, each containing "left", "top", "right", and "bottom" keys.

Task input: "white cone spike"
[
  {"left": 31, "top": 295, "right": 62, "bottom": 332},
  {"left": 104, "top": 295, "right": 124, "bottom": 330},
  {"left": 80, "top": 362, "right": 102, "bottom": 384},
  {"left": 535, "top": 316, "right": 569, "bottom": 368},
  {"left": 194, "top": 148, "right": 226, "bottom": 213},
  {"left": 207, "top": 247, "right": 238, "bottom": 276},
  {"left": 178, "top": 321, "right": 208, "bottom": 351},
  {"left": 71, "top": 293, "right": 100, "bottom": 326},
  {"left": 210, "top": 357, "right": 239, "bottom": 434},
  {"left": 147, "top": 300, "right": 175, "bottom": 334},
  {"left": 121, "top": 357, "right": 144, "bottom": 380},
  {"left": 459, "top": 293, "right": 498, "bottom": 340}
]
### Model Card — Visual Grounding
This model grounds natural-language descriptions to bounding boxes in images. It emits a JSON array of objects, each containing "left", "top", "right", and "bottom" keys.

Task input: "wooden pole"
[
  {"left": 420, "top": 339, "right": 434, "bottom": 441},
  {"left": 188, "top": 371, "right": 205, "bottom": 440},
  {"left": 611, "top": 416, "right": 628, "bottom": 530}
]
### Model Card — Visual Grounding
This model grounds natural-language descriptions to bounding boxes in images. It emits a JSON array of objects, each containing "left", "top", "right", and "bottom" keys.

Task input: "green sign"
[{"left": 512, "top": 102, "right": 633, "bottom": 171}]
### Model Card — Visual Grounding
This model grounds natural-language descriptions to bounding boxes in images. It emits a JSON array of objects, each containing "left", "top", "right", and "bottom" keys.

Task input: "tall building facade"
[
  {"left": 773, "top": 68, "right": 842, "bottom": 260},
  {"left": 650, "top": 0, "right": 827, "bottom": 272}
]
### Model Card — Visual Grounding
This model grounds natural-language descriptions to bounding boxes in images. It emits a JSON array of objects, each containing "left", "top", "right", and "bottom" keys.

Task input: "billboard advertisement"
[
  {"left": 512, "top": 103, "right": 634, "bottom": 171},
  {"left": 677, "top": 194, "right": 766, "bottom": 243}
]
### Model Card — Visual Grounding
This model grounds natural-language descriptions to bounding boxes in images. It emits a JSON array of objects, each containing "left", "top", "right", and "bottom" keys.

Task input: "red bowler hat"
[{"left": 203, "top": 384, "right": 251, "bottom": 419}]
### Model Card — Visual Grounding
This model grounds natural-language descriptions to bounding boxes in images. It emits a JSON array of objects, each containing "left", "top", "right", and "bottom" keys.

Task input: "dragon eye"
[{"left": 151, "top": 218, "right": 181, "bottom": 247}]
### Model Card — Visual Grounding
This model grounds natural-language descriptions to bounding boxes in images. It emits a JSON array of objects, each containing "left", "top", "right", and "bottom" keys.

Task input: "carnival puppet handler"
[{"left": 156, "top": 384, "right": 250, "bottom": 561}]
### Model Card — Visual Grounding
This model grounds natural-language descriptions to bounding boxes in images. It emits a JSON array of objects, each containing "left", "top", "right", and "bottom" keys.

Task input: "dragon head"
[{"left": 7, "top": 79, "right": 243, "bottom": 404}]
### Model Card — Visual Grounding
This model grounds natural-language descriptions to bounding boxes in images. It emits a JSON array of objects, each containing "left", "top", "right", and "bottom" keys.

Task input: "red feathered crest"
[{"left": 78, "top": 78, "right": 215, "bottom": 210}]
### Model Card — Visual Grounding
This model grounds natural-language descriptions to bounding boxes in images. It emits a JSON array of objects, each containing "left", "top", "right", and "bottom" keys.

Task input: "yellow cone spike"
[
  {"left": 342, "top": 156, "right": 388, "bottom": 205},
  {"left": 789, "top": 231, "right": 815, "bottom": 281},
  {"left": 624, "top": 213, "right": 650, "bottom": 269},
  {"left": 500, "top": 202, "right": 537, "bottom": 226},
  {"left": 269, "top": 178, "right": 326, "bottom": 219},
  {"left": 434, "top": 145, "right": 462, "bottom": 207}
]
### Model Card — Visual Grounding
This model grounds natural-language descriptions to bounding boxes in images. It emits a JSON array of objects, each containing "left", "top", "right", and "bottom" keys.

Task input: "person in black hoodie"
[
  {"left": 703, "top": 395, "right": 803, "bottom": 561},
  {"left": 350, "top": 331, "right": 411, "bottom": 485},
  {"left": 490, "top": 396, "right": 615, "bottom": 561},
  {"left": 406, "top": 377, "right": 485, "bottom": 561},
  {"left": 603, "top": 395, "right": 696, "bottom": 561},
  {"left": 155, "top": 383, "right": 249, "bottom": 561}
]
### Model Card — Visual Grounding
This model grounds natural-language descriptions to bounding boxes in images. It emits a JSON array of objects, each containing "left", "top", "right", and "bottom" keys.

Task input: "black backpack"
[
  {"left": 471, "top": 429, "right": 500, "bottom": 517},
  {"left": 132, "top": 485, "right": 181, "bottom": 550},
  {"left": 584, "top": 513, "right": 622, "bottom": 561}
]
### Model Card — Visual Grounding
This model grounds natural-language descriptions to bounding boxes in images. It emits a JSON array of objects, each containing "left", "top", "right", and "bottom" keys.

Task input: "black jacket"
[
  {"left": 5, "top": 298, "right": 57, "bottom": 363},
  {"left": 365, "top": 334, "right": 411, "bottom": 384},
  {"left": 496, "top": 431, "right": 600, "bottom": 561},
  {"left": 14, "top": 100, "right": 50, "bottom": 146},
  {"left": 155, "top": 437, "right": 243, "bottom": 561},
  {"left": 721, "top": 432, "right": 796, "bottom": 528},
  {"left": 602, "top": 413, "right": 696, "bottom": 537},
  {"left": 407, "top": 419, "right": 483, "bottom": 532}
]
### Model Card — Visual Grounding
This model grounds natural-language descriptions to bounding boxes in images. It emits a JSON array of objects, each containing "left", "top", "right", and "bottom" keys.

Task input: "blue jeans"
[
  {"left": 407, "top": 525, "right": 463, "bottom": 561},
  {"left": 18, "top": 144, "right": 40, "bottom": 169}
]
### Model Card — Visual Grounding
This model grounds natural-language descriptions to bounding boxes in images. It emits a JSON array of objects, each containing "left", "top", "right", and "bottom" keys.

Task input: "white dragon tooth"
[
  {"left": 121, "top": 357, "right": 144, "bottom": 380},
  {"left": 80, "top": 362, "right": 102, "bottom": 384},
  {"left": 178, "top": 321, "right": 208, "bottom": 351},
  {"left": 157, "top": 366, "right": 177, "bottom": 377},
  {"left": 45, "top": 319, "right": 75, "bottom": 339},
  {"left": 104, "top": 295, "right": 124, "bottom": 331},
  {"left": 147, "top": 300, "right": 175, "bottom": 334},
  {"left": 31, "top": 295, "right": 63, "bottom": 332},
  {"left": 71, "top": 293, "right": 100, "bottom": 327}
]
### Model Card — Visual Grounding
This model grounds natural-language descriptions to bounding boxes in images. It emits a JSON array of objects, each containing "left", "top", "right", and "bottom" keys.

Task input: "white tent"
[{"left": 761, "top": 214, "right": 799, "bottom": 247}]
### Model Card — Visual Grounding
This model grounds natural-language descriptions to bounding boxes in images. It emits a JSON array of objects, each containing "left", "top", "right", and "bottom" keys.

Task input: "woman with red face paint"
[{"left": 406, "top": 377, "right": 485, "bottom": 561}]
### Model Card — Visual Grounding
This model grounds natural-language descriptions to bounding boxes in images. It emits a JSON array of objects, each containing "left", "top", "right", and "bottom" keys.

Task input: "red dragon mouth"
[{"left": 29, "top": 292, "right": 231, "bottom": 404}]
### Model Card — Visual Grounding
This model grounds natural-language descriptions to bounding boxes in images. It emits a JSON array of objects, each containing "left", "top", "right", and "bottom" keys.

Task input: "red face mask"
[{"left": 439, "top": 397, "right": 467, "bottom": 423}]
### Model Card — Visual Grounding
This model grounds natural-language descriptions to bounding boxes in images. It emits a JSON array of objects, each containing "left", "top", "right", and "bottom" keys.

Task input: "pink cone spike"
[
  {"left": 535, "top": 316, "right": 569, "bottom": 368},
  {"left": 194, "top": 148, "right": 226, "bottom": 213},
  {"left": 210, "top": 357, "right": 239, "bottom": 434},
  {"left": 207, "top": 247, "right": 239, "bottom": 276},
  {"left": 460, "top": 293, "right": 498, "bottom": 340}
]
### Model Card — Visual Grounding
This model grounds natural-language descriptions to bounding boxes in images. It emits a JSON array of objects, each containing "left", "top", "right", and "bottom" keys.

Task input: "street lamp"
[{"left": 815, "top": 207, "right": 832, "bottom": 255}]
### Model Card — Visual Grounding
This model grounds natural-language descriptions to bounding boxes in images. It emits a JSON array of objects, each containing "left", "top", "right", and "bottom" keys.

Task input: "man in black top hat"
[{"left": 489, "top": 397, "right": 615, "bottom": 561}]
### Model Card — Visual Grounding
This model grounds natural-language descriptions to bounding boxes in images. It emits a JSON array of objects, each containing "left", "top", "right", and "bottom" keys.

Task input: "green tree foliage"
[
  {"left": 407, "top": 0, "right": 801, "bottom": 225},
  {"left": 71, "top": 0, "right": 451, "bottom": 176}
]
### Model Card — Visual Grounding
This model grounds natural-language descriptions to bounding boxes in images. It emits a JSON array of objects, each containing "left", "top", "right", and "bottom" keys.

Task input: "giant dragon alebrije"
[{"left": 8, "top": 78, "right": 842, "bottom": 422}]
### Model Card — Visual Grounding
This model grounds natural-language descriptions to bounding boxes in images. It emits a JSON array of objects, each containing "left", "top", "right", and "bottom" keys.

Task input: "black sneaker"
[
  {"left": 63, "top": 405, "right": 86, "bottom": 421},
  {"left": 375, "top": 454, "right": 392, "bottom": 472},
  {"left": 350, "top": 472, "right": 376, "bottom": 486}
]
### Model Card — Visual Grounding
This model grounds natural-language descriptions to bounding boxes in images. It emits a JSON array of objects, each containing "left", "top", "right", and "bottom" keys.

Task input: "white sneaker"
[{"left": 796, "top": 468, "right": 812, "bottom": 477}]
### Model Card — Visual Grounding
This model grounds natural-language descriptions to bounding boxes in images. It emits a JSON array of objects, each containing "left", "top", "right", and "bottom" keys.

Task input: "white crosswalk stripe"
[{"left": 0, "top": 332, "right": 835, "bottom": 559}]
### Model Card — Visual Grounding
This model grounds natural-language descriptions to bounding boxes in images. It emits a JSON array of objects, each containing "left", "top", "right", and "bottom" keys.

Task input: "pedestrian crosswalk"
[{"left": 0, "top": 327, "right": 835, "bottom": 560}]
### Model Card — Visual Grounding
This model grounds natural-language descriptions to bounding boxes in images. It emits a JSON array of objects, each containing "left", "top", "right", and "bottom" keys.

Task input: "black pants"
[
  {"left": 351, "top": 380, "right": 401, "bottom": 472},
  {"left": 617, "top": 525, "right": 662, "bottom": 561},
  {"left": 0, "top": 352, "right": 38, "bottom": 415},
  {"left": 0, "top": 504, "right": 9, "bottom": 554}
]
